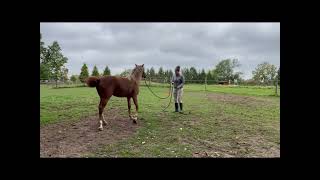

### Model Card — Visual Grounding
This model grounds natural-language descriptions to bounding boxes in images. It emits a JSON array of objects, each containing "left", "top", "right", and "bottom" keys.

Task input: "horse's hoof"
[
  {"left": 133, "top": 119, "right": 137, "bottom": 124},
  {"left": 98, "top": 127, "right": 103, "bottom": 131},
  {"left": 102, "top": 121, "right": 108, "bottom": 126}
]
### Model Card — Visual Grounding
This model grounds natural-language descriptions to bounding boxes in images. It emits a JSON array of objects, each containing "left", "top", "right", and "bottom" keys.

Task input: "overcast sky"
[{"left": 40, "top": 23, "right": 280, "bottom": 79}]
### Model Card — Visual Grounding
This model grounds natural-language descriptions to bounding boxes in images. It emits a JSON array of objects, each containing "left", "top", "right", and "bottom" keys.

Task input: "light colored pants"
[{"left": 173, "top": 88, "right": 183, "bottom": 103}]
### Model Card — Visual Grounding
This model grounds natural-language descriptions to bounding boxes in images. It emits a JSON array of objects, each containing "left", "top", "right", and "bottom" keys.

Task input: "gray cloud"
[{"left": 40, "top": 23, "right": 280, "bottom": 79}]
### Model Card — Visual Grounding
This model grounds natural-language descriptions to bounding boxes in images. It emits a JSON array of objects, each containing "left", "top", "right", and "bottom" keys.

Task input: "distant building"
[{"left": 218, "top": 81, "right": 229, "bottom": 85}]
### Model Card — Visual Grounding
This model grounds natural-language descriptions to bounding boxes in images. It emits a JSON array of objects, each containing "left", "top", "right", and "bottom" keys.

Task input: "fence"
[
  {"left": 142, "top": 77, "right": 280, "bottom": 95},
  {"left": 40, "top": 79, "right": 86, "bottom": 88},
  {"left": 40, "top": 77, "right": 280, "bottom": 95}
]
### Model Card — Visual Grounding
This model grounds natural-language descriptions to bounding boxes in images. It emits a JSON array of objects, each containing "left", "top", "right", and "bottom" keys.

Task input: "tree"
[
  {"left": 206, "top": 71, "right": 213, "bottom": 84},
  {"left": 120, "top": 69, "right": 132, "bottom": 77},
  {"left": 149, "top": 67, "right": 156, "bottom": 79},
  {"left": 146, "top": 68, "right": 150, "bottom": 77},
  {"left": 164, "top": 70, "right": 169, "bottom": 82},
  {"left": 212, "top": 59, "right": 241, "bottom": 82},
  {"left": 40, "top": 33, "right": 46, "bottom": 63},
  {"left": 277, "top": 67, "right": 280, "bottom": 85},
  {"left": 207, "top": 70, "right": 218, "bottom": 84},
  {"left": 252, "top": 62, "right": 277, "bottom": 85},
  {"left": 40, "top": 63, "right": 50, "bottom": 80},
  {"left": 212, "top": 70, "right": 219, "bottom": 81},
  {"left": 45, "top": 41, "right": 68, "bottom": 87},
  {"left": 196, "top": 69, "right": 201, "bottom": 84},
  {"left": 103, "top": 65, "right": 111, "bottom": 76},
  {"left": 169, "top": 69, "right": 173, "bottom": 79},
  {"left": 79, "top": 63, "right": 89, "bottom": 83},
  {"left": 61, "top": 67, "right": 69, "bottom": 82},
  {"left": 92, "top": 65, "right": 100, "bottom": 76},
  {"left": 70, "top": 75, "right": 78, "bottom": 83},
  {"left": 232, "top": 72, "right": 243, "bottom": 84},
  {"left": 189, "top": 67, "right": 198, "bottom": 81},
  {"left": 182, "top": 68, "right": 190, "bottom": 83},
  {"left": 40, "top": 33, "right": 50, "bottom": 80},
  {"left": 199, "top": 69, "right": 206, "bottom": 83},
  {"left": 237, "top": 77, "right": 245, "bottom": 85},
  {"left": 158, "top": 67, "right": 164, "bottom": 81}
]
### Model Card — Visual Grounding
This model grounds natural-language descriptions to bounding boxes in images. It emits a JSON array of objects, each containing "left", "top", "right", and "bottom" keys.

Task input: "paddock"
[{"left": 40, "top": 83, "right": 280, "bottom": 157}]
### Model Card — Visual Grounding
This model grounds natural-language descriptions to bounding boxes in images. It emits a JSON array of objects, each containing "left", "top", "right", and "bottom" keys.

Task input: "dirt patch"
[
  {"left": 189, "top": 135, "right": 280, "bottom": 158},
  {"left": 40, "top": 108, "right": 141, "bottom": 158},
  {"left": 207, "top": 93, "right": 277, "bottom": 108},
  {"left": 238, "top": 135, "right": 280, "bottom": 157}
]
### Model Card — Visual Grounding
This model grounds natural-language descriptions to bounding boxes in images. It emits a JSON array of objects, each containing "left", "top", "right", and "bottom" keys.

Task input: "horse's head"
[{"left": 133, "top": 64, "right": 146, "bottom": 79}]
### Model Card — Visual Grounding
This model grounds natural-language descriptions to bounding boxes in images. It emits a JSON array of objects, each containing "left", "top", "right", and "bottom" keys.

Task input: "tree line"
[
  {"left": 47, "top": 59, "right": 281, "bottom": 86},
  {"left": 139, "top": 59, "right": 242, "bottom": 84},
  {"left": 136, "top": 59, "right": 279, "bottom": 85},
  {"left": 74, "top": 63, "right": 111, "bottom": 83}
]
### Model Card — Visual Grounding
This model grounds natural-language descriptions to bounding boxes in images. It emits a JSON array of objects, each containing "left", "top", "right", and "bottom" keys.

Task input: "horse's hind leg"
[{"left": 98, "top": 97, "right": 110, "bottom": 130}]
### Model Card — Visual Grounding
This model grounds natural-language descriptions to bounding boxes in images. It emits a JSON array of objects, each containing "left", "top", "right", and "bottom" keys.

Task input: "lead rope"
[{"left": 144, "top": 78, "right": 173, "bottom": 111}]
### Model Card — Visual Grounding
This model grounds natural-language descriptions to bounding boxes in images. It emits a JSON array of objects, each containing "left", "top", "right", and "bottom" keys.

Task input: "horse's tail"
[{"left": 86, "top": 76, "right": 100, "bottom": 87}]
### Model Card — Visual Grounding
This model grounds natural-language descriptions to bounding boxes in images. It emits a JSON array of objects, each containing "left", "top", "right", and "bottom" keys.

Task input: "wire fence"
[
  {"left": 40, "top": 79, "right": 86, "bottom": 88},
  {"left": 142, "top": 78, "right": 280, "bottom": 95},
  {"left": 40, "top": 77, "right": 280, "bottom": 95}
]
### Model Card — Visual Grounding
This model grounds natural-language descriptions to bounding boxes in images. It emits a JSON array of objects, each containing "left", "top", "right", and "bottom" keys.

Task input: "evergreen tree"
[
  {"left": 91, "top": 65, "right": 100, "bottom": 76},
  {"left": 103, "top": 65, "right": 111, "bottom": 76},
  {"left": 79, "top": 63, "right": 89, "bottom": 83}
]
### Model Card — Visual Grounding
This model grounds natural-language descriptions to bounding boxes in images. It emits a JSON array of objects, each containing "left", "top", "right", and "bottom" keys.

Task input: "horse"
[{"left": 86, "top": 64, "right": 146, "bottom": 130}]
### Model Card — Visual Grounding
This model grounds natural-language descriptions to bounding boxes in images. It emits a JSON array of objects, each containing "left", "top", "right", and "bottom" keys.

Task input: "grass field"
[{"left": 40, "top": 84, "right": 280, "bottom": 157}]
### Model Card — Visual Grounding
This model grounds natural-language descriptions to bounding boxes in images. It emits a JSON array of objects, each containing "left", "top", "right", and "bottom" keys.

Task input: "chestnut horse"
[{"left": 86, "top": 64, "right": 146, "bottom": 130}]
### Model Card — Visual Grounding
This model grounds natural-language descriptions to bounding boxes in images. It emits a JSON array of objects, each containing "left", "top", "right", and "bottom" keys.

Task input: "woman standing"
[{"left": 171, "top": 66, "right": 185, "bottom": 112}]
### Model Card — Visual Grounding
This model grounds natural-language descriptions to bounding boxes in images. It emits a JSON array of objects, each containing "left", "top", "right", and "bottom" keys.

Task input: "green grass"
[
  {"left": 41, "top": 85, "right": 122, "bottom": 125},
  {"left": 40, "top": 84, "right": 280, "bottom": 157}
]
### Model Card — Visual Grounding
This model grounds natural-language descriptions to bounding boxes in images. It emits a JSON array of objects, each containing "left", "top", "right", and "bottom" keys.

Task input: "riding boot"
[
  {"left": 175, "top": 103, "right": 179, "bottom": 112},
  {"left": 179, "top": 103, "right": 183, "bottom": 111}
]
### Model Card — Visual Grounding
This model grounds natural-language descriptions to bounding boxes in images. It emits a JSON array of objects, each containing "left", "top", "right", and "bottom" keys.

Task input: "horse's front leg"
[
  {"left": 127, "top": 97, "right": 134, "bottom": 120},
  {"left": 132, "top": 95, "right": 138, "bottom": 124}
]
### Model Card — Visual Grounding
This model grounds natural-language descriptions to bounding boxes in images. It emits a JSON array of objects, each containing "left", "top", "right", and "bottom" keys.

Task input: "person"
[{"left": 171, "top": 66, "right": 185, "bottom": 112}]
